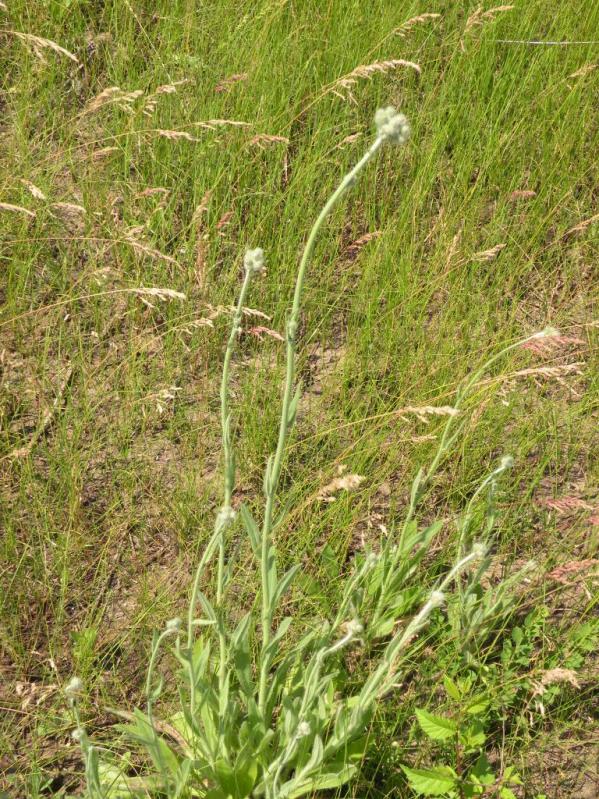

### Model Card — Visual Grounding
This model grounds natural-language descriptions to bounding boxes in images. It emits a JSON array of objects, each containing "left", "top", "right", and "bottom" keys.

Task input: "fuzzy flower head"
[
  {"left": 244, "top": 247, "right": 265, "bottom": 275},
  {"left": 346, "top": 618, "right": 364, "bottom": 636},
  {"left": 166, "top": 617, "right": 182, "bottom": 633},
  {"left": 296, "top": 721, "right": 311, "bottom": 739},
  {"left": 471, "top": 541, "right": 487, "bottom": 561},
  {"left": 429, "top": 590, "right": 445, "bottom": 608},
  {"left": 374, "top": 106, "right": 410, "bottom": 145},
  {"left": 500, "top": 455, "right": 514, "bottom": 470},
  {"left": 216, "top": 505, "right": 236, "bottom": 530},
  {"left": 532, "top": 326, "right": 560, "bottom": 339},
  {"left": 65, "top": 676, "right": 83, "bottom": 699}
]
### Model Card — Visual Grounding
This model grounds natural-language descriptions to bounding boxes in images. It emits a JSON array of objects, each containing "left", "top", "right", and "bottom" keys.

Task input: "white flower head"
[
  {"left": 166, "top": 617, "right": 182, "bottom": 633},
  {"left": 346, "top": 618, "right": 364, "bottom": 636},
  {"left": 429, "top": 590, "right": 445, "bottom": 607},
  {"left": 532, "top": 326, "right": 560, "bottom": 339},
  {"left": 500, "top": 455, "right": 514, "bottom": 470},
  {"left": 71, "top": 727, "right": 86, "bottom": 742},
  {"left": 471, "top": 541, "right": 487, "bottom": 561},
  {"left": 65, "top": 676, "right": 83, "bottom": 699},
  {"left": 375, "top": 106, "right": 410, "bottom": 145},
  {"left": 216, "top": 506, "right": 236, "bottom": 529},
  {"left": 296, "top": 721, "right": 311, "bottom": 738},
  {"left": 244, "top": 247, "right": 265, "bottom": 275}
]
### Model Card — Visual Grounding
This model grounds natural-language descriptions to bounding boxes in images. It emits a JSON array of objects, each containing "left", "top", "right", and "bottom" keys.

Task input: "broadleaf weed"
[{"left": 66, "top": 109, "right": 559, "bottom": 799}]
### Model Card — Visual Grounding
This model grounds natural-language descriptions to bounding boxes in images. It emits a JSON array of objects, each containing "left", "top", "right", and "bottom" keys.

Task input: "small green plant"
[
  {"left": 402, "top": 675, "right": 525, "bottom": 798},
  {"left": 65, "top": 107, "right": 558, "bottom": 799}
]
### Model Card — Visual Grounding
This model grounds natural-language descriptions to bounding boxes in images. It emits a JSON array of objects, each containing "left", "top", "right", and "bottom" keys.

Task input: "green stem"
[
  {"left": 218, "top": 266, "right": 254, "bottom": 603},
  {"left": 185, "top": 265, "right": 254, "bottom": 723},
  {"left": 258, "top": 134, "right": 386, "bottom": 715},
  {"left": 374, "top": 330, "right": 550, "bottom": 623},
  {"left": 146, "top": 628, "right": 178, "bottom": 788}
]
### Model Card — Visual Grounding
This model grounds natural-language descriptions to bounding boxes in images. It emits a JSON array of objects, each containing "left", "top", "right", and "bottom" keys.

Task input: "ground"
[{"left": 0, "top": 1, "right": 597, "bottom": 797}]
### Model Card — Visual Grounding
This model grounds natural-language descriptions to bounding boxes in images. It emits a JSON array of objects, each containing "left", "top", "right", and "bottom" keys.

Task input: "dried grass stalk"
[
  {"left": 247, "top": 326, "right": 284, "bottom": 342},
  {"left": 394, "top": 13, "right": 441, "bottom": 38},
  {"left": 318, "top": 466, "right": 365, "bottom": 502},
  {"left": 537, "top": 496, "right": 594, "bottom": 513},
  {"left": 124, "top": 237, "right": 180, "bottom": 266},
  {"left": 193, "top": 190, "right": 212, "bottom": 290},
  {"left": 130, "top": 287, "right": 187, "bottom": 302},
  {"left": 9, "top": 30, "right": 79, "bottom": 63},
  {"left": 249, "top": 134, "right": 289, "bottom": 148},
  {"left": 563, "top": 211, "right": 599, "bottom": 238},
  {"left": 461, "top": 6, "right": 513, "bottom": 49},
  {"left": 0, "top": 202, "right": 35, "bottom": 218},
  {"left": 81, "top": 87, "right": 143, "bottom": 116},
  {"left": 89, "top": 146, "right": 120, "bottom": 162},
  {"left": 346, "top": 231, "right": 381, "bottom": 258},
  {"left": 329, "top": 59, "right": 421, "bottom": 103},
  {"left": 472, "top": 243, "right": 506, "bottom": 261},
  {"left": 396, "top": 405, "right": 460, "bottom": 423},
  {"left": 215, "top": 73, "right": 248, "bottom": 93},
  {"left": 20, "top": 179, "right": 47, "bottom": 201},
  {"left": 156, "top": 129, "right": 199, "bottom": 142},
  {"left": 568, "top": 64, "right": 597, "bottom": 79},
  {"left": 522, "top": 334, "right": 584, "bottom": 355},
  {"left": 508, "top": 189, "right": 536, "bottom": 202},
  {"left": 5, "top": 367, "right": 74, "bottom": 461}
]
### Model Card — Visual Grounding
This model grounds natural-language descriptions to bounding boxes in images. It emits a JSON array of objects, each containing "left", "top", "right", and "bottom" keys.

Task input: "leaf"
[
  {"left": 499, "top": 789, "right": 518, "bottom": 799},
  {"left": 369, "top": 616, "right": 395, "bottom": 638},
  {"left": 321, "top": 543, "right": 340, "bottom": 578},
  {"left": 466, "top": 696, "right": 489, "bottom": 715},
  {"left": 214, "top": 759, "right": 239, "bottom": 797},
  {"left": 443, "top": 676, "right": 461, "bottom": 701},
  {"left": 239, "top": 504, "right": 261, "bottom": 558},
  {"left": 264, "top": 616, "right": 293, "bottom": 661},
  {"left": 415, "top": 709, "right": 457, "bottom": 741},
  {"left": 470, "top": 753, "right": 494, "bottom": 786},
  {"left": 272, "top": 565, "right": 300, "bottom": 609},
  {"left": 461, "top": 721, "right": 486, "bottom": 751},
  {"left": 401, "top": 765, "right": 458, "bottom": 795},
  {"left": 287, "top": 383, "right": 302, "bottom": 426},
  {"left": 285, "top": 764, "right": 358, "bottom": 799}
]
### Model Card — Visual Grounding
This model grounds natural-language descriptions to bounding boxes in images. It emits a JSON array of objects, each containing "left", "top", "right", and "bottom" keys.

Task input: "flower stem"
[{"left": 258, "top": 134, "right": 386, "bottom": 715}]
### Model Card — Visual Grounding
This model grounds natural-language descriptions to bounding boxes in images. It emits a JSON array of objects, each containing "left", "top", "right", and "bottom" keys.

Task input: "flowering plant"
[{"left": 67, "top": 108, "right": 552, "bottom": 799}]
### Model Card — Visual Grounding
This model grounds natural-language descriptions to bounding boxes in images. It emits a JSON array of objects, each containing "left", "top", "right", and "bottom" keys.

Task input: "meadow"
[{"left": 0, "top": 1, "right": 597, "bottom": 796}]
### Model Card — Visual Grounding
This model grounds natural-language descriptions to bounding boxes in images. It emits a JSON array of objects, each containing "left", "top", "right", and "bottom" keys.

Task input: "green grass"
[{"left": 0, "top": 1, "right": 597, "bottom": 796}]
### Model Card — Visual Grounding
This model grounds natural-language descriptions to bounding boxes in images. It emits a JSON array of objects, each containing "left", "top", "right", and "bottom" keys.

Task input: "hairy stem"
[{"left": 258, "top": 134, "right": 386, "bottom": 715}]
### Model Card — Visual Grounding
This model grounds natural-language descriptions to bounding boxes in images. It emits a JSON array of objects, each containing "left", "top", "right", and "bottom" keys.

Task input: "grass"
[{"left": 0, "top": 0, "right": 597, "bottom": 796}]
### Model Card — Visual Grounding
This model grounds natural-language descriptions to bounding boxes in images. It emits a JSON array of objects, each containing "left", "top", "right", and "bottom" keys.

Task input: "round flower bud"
[
  {"left": 374, "top": 106, "right": 410, "bottom": 145},
  {"left": 532, "top": 326, "right": 560, "bottom": 339},
  {"left": 244, "top": 247, "right": 265, "bottom": 275},
  {"left": 65, "top": 676, "right": 83, "bottom": 699},
  {"left": 471, "top": 541, "right": 487, "bottom": 560},
  {"left": 71, "top": 727, "right": 85, "bottom": 742},
  {"left": 500, "top": 455, "right": 514, "bottom": 470},
  {"left": 429, "top": 590, "right": 445, "bottom": 607},
  {"left": 166, "top": 617, "right": 182, "bottom": 633},
  {"left": 346, "top": 619, "right": 364, "bottom": 636},
  {"left": 216, "top": 506, "right": 236, "bottom": 529},
  {"left": 296, "top": 721, "right": 311, "bottom": 738}
]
